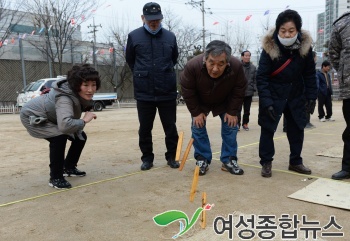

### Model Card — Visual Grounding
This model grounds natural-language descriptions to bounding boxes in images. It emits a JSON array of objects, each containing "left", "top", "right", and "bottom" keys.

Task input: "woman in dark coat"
[{"left": 257, "top": 9, "right": 318, "bottom": 178}]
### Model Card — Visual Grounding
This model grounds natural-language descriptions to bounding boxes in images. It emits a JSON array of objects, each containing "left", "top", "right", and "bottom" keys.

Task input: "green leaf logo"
[{"left": 153, "top": 204, "right": 213, "bottom": 239}]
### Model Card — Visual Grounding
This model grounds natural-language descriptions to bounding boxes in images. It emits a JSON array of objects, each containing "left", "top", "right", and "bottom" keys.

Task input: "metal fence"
[
  {"left": 0, "top": 105, "right": 20, "bottom": 114},
  {"left": 0, "top": 59, "right": 136, "bottom": 105}
]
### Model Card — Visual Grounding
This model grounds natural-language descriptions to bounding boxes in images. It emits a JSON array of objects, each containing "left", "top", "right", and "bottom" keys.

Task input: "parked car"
[
  {"left": 16, "top": 82, "right": 35, "bottom": 107},
  {"left": 16, "top": 76, "right": 66, "bottom": 107}
]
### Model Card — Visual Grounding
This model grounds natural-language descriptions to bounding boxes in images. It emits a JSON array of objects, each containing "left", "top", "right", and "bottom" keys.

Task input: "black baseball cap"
[{"left": 143, "top": 2, "right": 163, "bottom": 21}]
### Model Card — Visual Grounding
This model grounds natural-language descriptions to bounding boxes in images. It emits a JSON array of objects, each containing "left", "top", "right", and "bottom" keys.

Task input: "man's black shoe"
[
  {"left": 305, "top": 123, "right": 315, "bottom": 129},
  {"left": 63, "top": 168, "right": 86, "bottom": 177},
  {"left": 167, "top": 159, "right": 180, "bottom": 168},
  {"left": 331, "top": 170, "right": 350, "bottom": 180},
  {"left": 261, "top": 162, "right": 272, "bottom": 178},
  {"left": 221, "top": 156, "right": 244, "bottom": 175},
  {"left": 49, "top": 178, "right": 72, "bottom": 189},
  {"left": 288, "top": 164, "right": 311, "bottom": 174},
  {"left": 196, "top": 159, "right": 209, "bottom": 176},
  {"left": 141, "top": 162, "right": 153, "bottom": 171}
]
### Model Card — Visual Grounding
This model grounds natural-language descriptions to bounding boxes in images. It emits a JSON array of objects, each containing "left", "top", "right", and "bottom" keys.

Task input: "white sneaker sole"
[{"left": 48, "top": 183, "right": 71, "bottom": 189}]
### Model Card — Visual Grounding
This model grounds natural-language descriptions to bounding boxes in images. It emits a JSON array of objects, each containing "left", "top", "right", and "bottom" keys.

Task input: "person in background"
[
  {"left": 20, "top": 64, "right": 100, "bottom": 189},
  {"left": 328, "top": 11, "right": 350, "bottom": 180},
  {"left": 181, "top": 40, "right": 247, "bottom": 176},
  {"left": 256, "top": 9, "right": 318, "bottom": 178},
  {"left": 316, "top": 60, "right": 334, "bottom": 122},
  {"left": 125, "top": 2, "right": 179, "bottom": 171},
  {"left": 237, "top": 50, "right": 256, "bottom": 131}
]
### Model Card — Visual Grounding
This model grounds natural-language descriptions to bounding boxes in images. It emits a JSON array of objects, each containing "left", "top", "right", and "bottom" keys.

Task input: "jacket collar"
[{"left": 261, "top": 27, "right": 313, "bottom": 60}]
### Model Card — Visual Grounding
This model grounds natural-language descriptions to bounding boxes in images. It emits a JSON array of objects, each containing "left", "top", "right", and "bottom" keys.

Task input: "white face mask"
[{"left": 278, "top": 34, "right": 298, "bottom": 46}]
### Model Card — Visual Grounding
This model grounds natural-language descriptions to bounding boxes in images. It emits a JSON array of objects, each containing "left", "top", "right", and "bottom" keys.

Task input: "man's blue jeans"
[{"left": 191, "top": 113, "right": 238, "bottom": 164}]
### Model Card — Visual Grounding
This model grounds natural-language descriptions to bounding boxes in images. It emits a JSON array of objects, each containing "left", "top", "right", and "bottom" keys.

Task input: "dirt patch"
[{"left": 0, "top": 102, "right": 349, "bottom": 240}]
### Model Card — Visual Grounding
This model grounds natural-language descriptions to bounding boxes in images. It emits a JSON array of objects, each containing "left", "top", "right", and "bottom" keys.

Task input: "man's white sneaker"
[
  {"left": 326, "top": 117, "right": 335, "bottom": 121},
  {"left": 319, "top": 117, "right": 326, "bottom": 122}
]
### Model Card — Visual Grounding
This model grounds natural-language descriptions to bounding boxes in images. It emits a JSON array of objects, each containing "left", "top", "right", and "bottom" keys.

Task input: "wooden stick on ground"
[
  {"left": 179, "top": 138, "right": 194, "bottom": 171},
  {"left": 175, "top": 131, "right": 184, "bottom": 162},
  {"left": 201, "top": 192, "right": 207, "bottom": 229},
  {"left": 189, "top": 165, "right": 199, "bottom": 202}
]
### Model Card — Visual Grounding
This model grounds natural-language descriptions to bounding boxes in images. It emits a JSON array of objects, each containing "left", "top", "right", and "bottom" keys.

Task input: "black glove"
[
  {"left": 266, "top": 106, "right": 276, "bottom": 121},
  {"left": 306, "top": 100, "right": 316, "bottom": 114}
]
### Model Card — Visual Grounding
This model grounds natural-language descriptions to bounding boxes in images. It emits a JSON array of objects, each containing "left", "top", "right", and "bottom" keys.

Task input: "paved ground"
[{"left": 0, "top": 101, "right": 348, "bottom": 241}]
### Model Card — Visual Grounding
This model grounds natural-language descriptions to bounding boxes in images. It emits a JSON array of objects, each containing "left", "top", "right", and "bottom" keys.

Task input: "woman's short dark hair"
[
  {"left": 67, "top": 64, "right": 101, "bottom": 93},
  {"left": 275, "top": 9, "right": 302, "bottom": 32}
]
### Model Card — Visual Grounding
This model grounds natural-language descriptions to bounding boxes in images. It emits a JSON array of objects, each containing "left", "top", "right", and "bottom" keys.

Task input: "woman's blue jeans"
[{"left": 191, "top": 113, "right": 238, "bottom": 164}]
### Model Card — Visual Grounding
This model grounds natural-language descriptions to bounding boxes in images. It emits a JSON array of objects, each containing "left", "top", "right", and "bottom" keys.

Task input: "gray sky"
[{"left": 82, "top": 0, "right": 326, "bottom": 48}]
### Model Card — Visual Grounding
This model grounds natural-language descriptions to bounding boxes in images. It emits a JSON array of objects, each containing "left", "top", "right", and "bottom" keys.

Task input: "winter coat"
[
  {"left": 328, "top": 11, "right": 350, "bottom": 100},
  {"left": 242, "top": 62, "right": 257, "bottom": 96},
  {"left": 20, "top": 79, "right": 91, "bottom": 140},
  {"left": 125, "top": 26, "right": 179, "bottom": 102},
  {"left": 257, "top": 28, "right": 317, "bottom": 132},
  {"left": 316, "top": 70, "right": 333, "bottom": 96},
  {"left": 180, "top": 53, "right": 247, "bottom": 117}
]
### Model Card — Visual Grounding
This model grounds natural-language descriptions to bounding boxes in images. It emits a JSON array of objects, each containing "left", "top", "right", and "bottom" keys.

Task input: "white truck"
[{"left": 92, "top": 93, "right": 119, "bottom": 111}]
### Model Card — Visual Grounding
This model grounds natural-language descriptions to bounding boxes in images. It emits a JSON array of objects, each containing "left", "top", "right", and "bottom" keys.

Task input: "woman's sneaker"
[
  {"left": 49, "top": 178, "right": 72, "bottom": 189},
  {"left": 63, "top": 168, "right": 86, "bottom": 177},
  {"left": 221, "top": 157, "right": 244, "bottom": 175}
]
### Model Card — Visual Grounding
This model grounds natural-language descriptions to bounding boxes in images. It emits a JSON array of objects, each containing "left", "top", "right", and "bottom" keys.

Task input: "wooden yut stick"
[
  {"left": 201, "top": 192, "right": 207, "bottom": 229},
  {"left": 189, "top": 165, "right": 199, "bottom": 202},
  {"left": 175, "top": 131, "right": 184, "bottom": 162},
  {"left": 179, "top": 138, "right": 194, "bottom": 171}
]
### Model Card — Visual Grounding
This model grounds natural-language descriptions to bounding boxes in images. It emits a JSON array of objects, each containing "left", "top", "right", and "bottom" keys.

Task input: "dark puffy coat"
[
  {"left": 125, "top": 26, "right": 179, "bottom": 101},
  {"left": 316, "top": 70, "right": 333, "bottom": 96},
  {"left": 180, "top": 54, "right": 247, "bottom": 117},
  {"left": 257, "top": 28, "right": 317, "bottom": 132},
  {"left": 329, "top": 12, "right": 350, "bottom": 99},
  {"left": 242, "top": 62, "right": 256, "bottom": 96}
]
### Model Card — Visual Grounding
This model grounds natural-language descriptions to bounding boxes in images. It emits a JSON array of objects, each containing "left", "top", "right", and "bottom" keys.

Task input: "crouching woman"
[{"left": 20, "top": 64, "right": 101, "bottom": 189}]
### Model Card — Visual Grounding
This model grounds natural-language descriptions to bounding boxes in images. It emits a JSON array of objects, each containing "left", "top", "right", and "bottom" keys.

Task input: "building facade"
[{"left": 316, "top": 0, "right": 350, "bottom": 52}]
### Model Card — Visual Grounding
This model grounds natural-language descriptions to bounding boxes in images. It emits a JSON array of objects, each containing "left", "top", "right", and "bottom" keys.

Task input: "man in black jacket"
[{"left": 126, "top": 2, "right": 179, "bottom": 171}]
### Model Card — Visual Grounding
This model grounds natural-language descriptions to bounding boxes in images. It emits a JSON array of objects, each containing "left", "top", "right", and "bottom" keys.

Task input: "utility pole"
[
  {"left": 186, "top": 0, "right": 212, "bottom": 52},
  {"left": 87, "top": 17, "right": 102, "bottom": 70},
  {"left": 19, "top": 37, "right": 26, "bottom": 88}
]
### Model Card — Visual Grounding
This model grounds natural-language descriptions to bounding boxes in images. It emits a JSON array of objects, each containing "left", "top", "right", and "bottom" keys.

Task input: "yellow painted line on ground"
[
  {"left": 0, "top": 125, "right": 343, "bottom": 208},
  {"left": 307, "top": 132, "right": 340, "bottom": 136},
  {"left": 0, "top": 167, "right": 164, "bottom": 208}
]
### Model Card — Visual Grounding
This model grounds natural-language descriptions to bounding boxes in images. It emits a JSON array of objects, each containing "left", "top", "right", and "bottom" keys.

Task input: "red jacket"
[{"left": 180, "top": 54, "right": 247, "bottom": 117}]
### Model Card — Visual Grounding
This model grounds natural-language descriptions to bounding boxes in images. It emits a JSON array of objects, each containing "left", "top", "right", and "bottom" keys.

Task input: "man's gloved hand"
[
  {"left": 306, "top": 99, "right": 316, "bottom": 114},
  {"left": 266, "top": 106, "right": 276, "bottom": 121}
]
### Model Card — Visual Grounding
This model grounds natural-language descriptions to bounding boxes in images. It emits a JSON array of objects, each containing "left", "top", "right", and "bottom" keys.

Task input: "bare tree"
[
  {"left": 175, "top": 25, "right": 202, "bottom": 69},
  {"left": 23, "top": 0, "right": 98, "bottom": 75},
  {"left": 153, "top": 8, "right": 202, "bottom": 68},
  {"left": 261, "top": 15, "right": 272, "bottom": 34},
  {"left": 162, "top": 8, "right": 181, "bottom": 32},
  {"left": 0, "top": 0, "right": 26, "bottom": 56},
  {"left": 221, "top": 22, "right": 252, "bottom": 56},
  {"left": 106, "top": 15, "right": 133, "bottom": 100}
]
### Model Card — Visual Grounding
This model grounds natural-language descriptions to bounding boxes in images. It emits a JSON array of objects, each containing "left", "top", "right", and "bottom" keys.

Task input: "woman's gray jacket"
[{"left": 20, "top": 79, "right": 91, "bottom": 140}]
